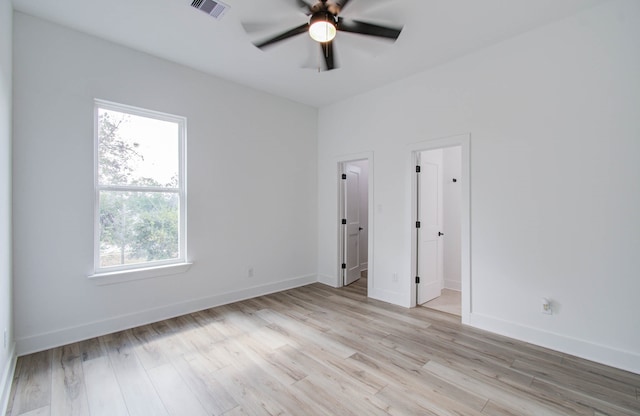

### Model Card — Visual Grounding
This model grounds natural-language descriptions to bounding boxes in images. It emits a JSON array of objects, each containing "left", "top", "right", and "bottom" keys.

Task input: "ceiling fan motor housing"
[{"left": 309, "top": 10, "right": 337, "bottom": 27}]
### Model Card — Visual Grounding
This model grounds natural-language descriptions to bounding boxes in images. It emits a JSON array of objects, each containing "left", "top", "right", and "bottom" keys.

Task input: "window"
[{"left": 94, "top": 100, "right": 186, "bottom": 275}]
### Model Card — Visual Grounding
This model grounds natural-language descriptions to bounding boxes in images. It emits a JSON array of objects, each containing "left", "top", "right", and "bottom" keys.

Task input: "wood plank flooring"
[{"left": 6, "top": 277, "right": 640, "bottom": 415}]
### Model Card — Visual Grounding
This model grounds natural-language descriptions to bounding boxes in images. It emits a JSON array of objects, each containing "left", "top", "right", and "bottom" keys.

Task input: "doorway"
[
  {"left": 411, "top": 134, "right": 470, "bottom": 321},
  {"left": 339, "top": 159, "right": 369, "bottom": 293},
  {"left": 416, "top": 146, "right": 461, "bottom": 315}
]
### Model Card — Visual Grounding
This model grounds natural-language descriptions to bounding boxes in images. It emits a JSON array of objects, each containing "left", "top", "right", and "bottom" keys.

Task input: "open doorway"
[
  {"left": 410, "top": 134, "right": 470, "bottom": 321},
  {"left": 415, "top": 147, "right": 462, "bottom": 316},
  {"left": 338, "top": 159, "right": 369, "bottom": 294}
]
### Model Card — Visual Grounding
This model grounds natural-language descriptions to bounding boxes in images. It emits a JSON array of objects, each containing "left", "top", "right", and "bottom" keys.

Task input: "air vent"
[{"left": 190, "top": 0, "right": 230, "bottom": 20}]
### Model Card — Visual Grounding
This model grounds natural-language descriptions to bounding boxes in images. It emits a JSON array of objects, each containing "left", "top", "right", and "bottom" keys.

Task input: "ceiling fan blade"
[
  {"left": 296, "top": 0, "right": 312, "bottom": 13},
  {"left": 242, "top": 21, "right": 280, "bottom": 34},
  {"left": 255, "top": 23, "right": 309, "bottom": 49},
  {"left": 321, "top": 41, "right": 337, "bottom": 71},
  {"left": 338, "top": 18, "right": 402, "bottom": 40},
  {"left": 335, "top": 0, "right": 352, "bottom": 12}
]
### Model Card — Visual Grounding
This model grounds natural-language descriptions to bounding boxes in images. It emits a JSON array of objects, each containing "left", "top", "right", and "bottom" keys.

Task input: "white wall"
[
  {"left": 0, "top": 0, "right": 14, "bottom": 411},
  {"left": 12, "top": 13, "right": 318, "bottom": 354},
  {"left": 443, "top": 146, "right": 461, "bottom": 290},
  {"left": 318, "top": 0, "right": 640, "bottom": 373}
]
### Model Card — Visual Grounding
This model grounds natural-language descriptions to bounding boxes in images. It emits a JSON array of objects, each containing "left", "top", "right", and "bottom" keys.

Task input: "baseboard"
[
  {"left": 16, "top": 274, "right": 317, "bottom": 356},
  {"left": 443, "top": 279, "right": 461, "bottom": 291},
  {"left": 317, "top": 273, "right": 339, "bottom": 288},
  {"left": 468, "top": 312, "right": 640, "bottom": 375},
  {"left": 369, "top": 288, "right": 411, "bottom": 308},
  {"left": 1, "top": 343, "right": 17, "bottom": 416},
  {"left": 360, "top": 262, "right": 368, "bottom": 272},
  {"left": 316, "top": 275, "right": 411, "bottom": 308}
]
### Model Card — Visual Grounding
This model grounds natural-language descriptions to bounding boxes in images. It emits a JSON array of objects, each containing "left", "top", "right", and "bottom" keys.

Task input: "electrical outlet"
[
  {"left": 248, "top": 267, "right": 254, "bottom": 278},
  {"left": 541, "top": 298, "right": 552, "bottom": 315},
  {"left": 392, "top": 273, "right": 398, "bottom": 282}
]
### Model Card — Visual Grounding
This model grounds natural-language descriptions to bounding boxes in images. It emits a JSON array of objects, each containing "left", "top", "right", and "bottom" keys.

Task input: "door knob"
[
  {"left": 359, "top": 227, "right": 363, "bottom": 231},
  {"left": 438, "top": 231, "right": 444, "bottom": 236}
]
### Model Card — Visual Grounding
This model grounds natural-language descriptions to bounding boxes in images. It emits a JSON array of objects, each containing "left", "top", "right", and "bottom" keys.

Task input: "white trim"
[
  {"left": 99, "top": 185, "right": 180, "bottom": 193},
  {"left": 93, "top": 99, "right": 187, "bottom": 275},
  {"left": 338, "top": 162, "right": 347, "bottom": 286},
  {"left": 468, "top": 312, "right": 640, "bottom": 375},
  {"left": 94, "top": 99, "right": 185, "bottom": 123},
  {"left": 369, "top": 288, "right": 412, "bottom": 309},
  {"left": 408, "top": 133, "right": 471, "bottom": 324},
  {"left": 444, "top": 279, "right": 461, "bottom": 291},
  {"left": 0, "top": 343, "right": 16, "bottom": 416},
  {"left": 15, "top": 274, "right": 317, "bottom": 356},
  {"left": 317, "top": 273, "right": 339, "bottom": 288},
  {"left": 88, "top": 262, "right": 192, "bottom": 285}
]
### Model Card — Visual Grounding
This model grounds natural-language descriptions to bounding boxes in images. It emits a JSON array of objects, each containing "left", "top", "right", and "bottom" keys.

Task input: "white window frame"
[{"left": 90, "top": 99, "right": 188, "bottom": 283}]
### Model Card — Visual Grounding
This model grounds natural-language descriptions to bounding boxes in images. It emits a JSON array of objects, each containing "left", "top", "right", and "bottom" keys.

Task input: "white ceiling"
[{"left": 11, "top": 0, "right": 605, "bottom": 107}]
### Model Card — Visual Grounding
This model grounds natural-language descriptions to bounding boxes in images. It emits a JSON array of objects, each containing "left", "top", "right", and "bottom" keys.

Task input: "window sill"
[{"left": 88, "top": 262, "right": 192, "bottom": 286}]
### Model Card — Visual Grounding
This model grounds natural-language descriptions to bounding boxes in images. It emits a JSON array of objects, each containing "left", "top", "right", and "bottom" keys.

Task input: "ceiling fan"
[{"left": 246, "top": 0, "right": 403, "bottom": 71}]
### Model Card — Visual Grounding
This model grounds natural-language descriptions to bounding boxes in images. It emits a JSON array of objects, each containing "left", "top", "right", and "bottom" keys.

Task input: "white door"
[
  {"left": 344, "top": 164, "right": 361, "bottom": 286},
  {"left": 417, "top": 150, "right": 444, "bottom": 304}
]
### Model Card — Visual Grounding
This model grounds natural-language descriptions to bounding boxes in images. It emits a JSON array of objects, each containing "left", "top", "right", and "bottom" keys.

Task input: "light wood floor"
[{"left": 6, "top": 278, "right": 640, "bottom": 416}]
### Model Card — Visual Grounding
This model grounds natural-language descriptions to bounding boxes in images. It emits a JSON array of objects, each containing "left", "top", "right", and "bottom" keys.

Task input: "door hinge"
[
  {"left": 416, "top": 221, "right": 421, "bottom": 228},
  {"left": 341, "top": 263, "right": 346, "bottom": 269},
  {"left": 341, "top": 174, "right": 347, "bottom": 180},
  {"left": 416, "top": 165, "right": 421, "bottom": 173},
  {"left": 415, "top": 276, "right": 420, "bottom": 284},
  {"left": 341, "top": 219, "right": 347, "bottom": 225}
]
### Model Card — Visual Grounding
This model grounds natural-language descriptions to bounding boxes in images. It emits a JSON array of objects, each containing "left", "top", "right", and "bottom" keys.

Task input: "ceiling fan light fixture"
[{"left": 309, "top": 11, "right": 337, "bottom": 43}]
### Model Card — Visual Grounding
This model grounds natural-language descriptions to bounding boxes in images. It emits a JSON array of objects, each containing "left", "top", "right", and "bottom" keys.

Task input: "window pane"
[
  {"left": 98, "top": 108, "right": 179, "bottom": 187},
  {"left": 99, "top": 190, "right": 180, "bottom": 268}
]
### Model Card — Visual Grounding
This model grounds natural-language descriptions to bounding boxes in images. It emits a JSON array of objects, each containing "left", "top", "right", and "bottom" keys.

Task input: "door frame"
[
  {"left": 409, "top": 134, "right": 471, "bottom": 324},
  {"left": 336, "top": 152, "right": 373, "bottom": 294}
]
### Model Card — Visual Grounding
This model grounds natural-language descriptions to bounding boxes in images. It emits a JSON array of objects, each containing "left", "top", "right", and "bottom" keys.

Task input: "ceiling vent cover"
[{"left": 190, "top": 0, "right": 230, "bottom": 19}]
